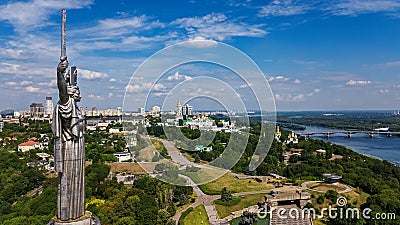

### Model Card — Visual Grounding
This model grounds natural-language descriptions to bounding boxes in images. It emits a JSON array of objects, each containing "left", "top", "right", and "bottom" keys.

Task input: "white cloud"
[
  {"left": 0, "top": 0, "right": 93, "bottom": 31},
  {"left": 25, "top": 86, "right": 40, "bottom": 93},
  {"left": 259, "top": 0, "right": 311, "bottom": 17},
  {"left": 185, "top": 36, "right": 219, "bottom": 48},
  {"left": 38, "top": 79, "right": 57, "bottom": 87},
  {"left": 274, "top": 90, "right": 316, "bottom": 102},
  {"left": 346, "top": 80, "right": 372, "bottom": 86},
  {"left": 380, "top": 61, "right": 400, "bottom": 67},
  {"left": 87, "top": 94, "right": 104, "bottom": 100},
  {"left": 0, "top": 33, "right": 59, "bottom": 62},
  {"left": 109, "top": 78, "right": 117, "bottom": 82},
  {"left": 308, "top": 88, "right": 321, "bottom": 96},
  {"left": 257, "top": 1, "right": 400, "bottom": 18},
  {"left": 108, "top": 93, "right": 113, "bottom": 98},
  {"left": 20, "top": 80, "right": 32, "bottom": 86},
  {"left": 125, "top": 84, "right": 141, "bottom": 93},
  {"left": 293, "top": 60, "right": 318, "bottom": 65},
  {"left": 0, "top": 48, "right": 27, "bottom": 59},
  {"left": 294, "top": 79, "right": 301, "bottom": 84},
  {"left": 98, "top": 16, "right": 162, "bottom": 30},
  {"left": 172, "top": 13, "right": 267, "bottom": 41},
  {"left": 153, "top": 83, "right": 165, "bottom": 91},
  {"left": 274, "top": 93, "right": 283, "bottom": 101},
  {"left": 79, "top": 69, "right": 108, "bottom": 80},
  {"left": 239, "top": 83, "right": 254, "bottom": 89},
  {"left": 379, "top": 89, "right": 389, "bottom": 93},
  {"left": 0, "top": 62, "right": 21, "bottom": 74},
  {"left": 327, "top": 0, "right": 400, "bottom": 16},
  {"left": 292, "top": 93, "right": 305, "bottom": 101},
  {"left": 268, "top": 75, "right": 290, "bottom": 82},
  {"left": 74, "top": 15, "right": 164, "bottom": 39},
  {"left": 153, "top": 92, "right": 169, "bottom": 97},
  {"left": 167, "top": 71, "right": 192, "bottom": 81},
  {"left": 70, "top": 16, "right": 169, "bottom": 52},
  {"left": 5, "top": 82, "right": 17, "bottom": 86},
  {"left": 125, "top": 82, "right": 165, "bottom": 93}
]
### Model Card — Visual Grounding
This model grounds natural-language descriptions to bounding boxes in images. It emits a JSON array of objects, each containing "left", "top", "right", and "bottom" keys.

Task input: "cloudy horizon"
[{"left": 1, "top": 0, "right": 400, "bottom": 111}]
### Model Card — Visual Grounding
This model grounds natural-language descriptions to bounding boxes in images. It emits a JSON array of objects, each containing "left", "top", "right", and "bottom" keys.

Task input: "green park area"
[
  {"left": 215, "top": 193, "right": 266, "bottom": 219},
  {"left": 199, "top": 173, "right": 273, "bottom": 195},
  {"left": 181, "top": 167, "right": 226, "bottom": 185},
  {"left": 182, "top": 205, "right": 209, "bottom": 225}
]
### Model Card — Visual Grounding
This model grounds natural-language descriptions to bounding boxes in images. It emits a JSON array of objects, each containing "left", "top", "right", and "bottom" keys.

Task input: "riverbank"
[{"left": 294, "top": 125, "right": 400, "bottom": 166}]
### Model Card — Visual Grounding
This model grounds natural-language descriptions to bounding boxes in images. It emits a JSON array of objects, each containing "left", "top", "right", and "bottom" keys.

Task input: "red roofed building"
[{"left": 18, "top": 140, "right": 42, "bottom": 152}]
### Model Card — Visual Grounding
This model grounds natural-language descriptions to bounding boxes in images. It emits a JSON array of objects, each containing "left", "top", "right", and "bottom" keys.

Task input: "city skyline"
[{"left": 1, "top": 0, "right": 400, "bottom": 111}]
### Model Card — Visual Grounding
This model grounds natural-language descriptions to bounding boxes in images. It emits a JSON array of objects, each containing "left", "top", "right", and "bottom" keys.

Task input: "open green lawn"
[
  {"left": 183, "top": 205, "right": 210, "bottom": 225},
  {"left": 306, "top": 182, "right": 348, "bottom": 192},
  {"left": 199, "top": 173, "right": 273, "bottom": 195},
  {"left": 230, "top": 217, "right": 269, "bottom": 225},
  {"left": 308, "top": 189, "right": 369, "bottom": 210},
  {"left": 215, "top": 194, "right": 266, "bottom": 219},
  {"left": 181, "top": 168, "right": 226, "bottom": 186}
]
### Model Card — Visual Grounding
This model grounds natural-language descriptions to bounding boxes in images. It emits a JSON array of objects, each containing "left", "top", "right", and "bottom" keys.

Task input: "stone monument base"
[
  {"left": 54, "top": 217, "right": 92, "bottom": 225},
  {"left": 48, "top": 212, "right": 100, "bottom": 225}
]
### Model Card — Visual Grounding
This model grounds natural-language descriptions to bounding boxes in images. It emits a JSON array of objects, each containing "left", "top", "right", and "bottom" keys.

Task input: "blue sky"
[{"left": 1, "top": 0, "right": 400, "bottom": 111}]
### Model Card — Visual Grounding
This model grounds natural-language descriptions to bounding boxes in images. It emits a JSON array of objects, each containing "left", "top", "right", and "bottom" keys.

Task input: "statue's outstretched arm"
[{"left": 57, "top": 56, "right": 69, "bottom": 104}]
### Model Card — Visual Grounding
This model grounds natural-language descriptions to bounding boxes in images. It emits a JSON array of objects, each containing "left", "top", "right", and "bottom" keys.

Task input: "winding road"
[
  {"left": 155, "top": 137, "right": 349, "bottom": 225},
  {"left": 154, "top": 137, "right": 303, "bottom": 225}
]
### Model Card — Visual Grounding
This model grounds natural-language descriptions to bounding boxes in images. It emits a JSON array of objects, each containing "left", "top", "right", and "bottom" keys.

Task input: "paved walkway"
[
  {"left": 270, "top": 204, "right": 312, "bottom": 225},
  {"left": 173, "top": 174, "right": 220, "bottom": 224},
  {"left": 301, "top": 181, "right": 352, "bottom": 193},
  {"left": 156, "top": 137, "right": 325, "bottom": 225},
  {"left": 157, "top": 138, "right": 227, "bottom": 172}
]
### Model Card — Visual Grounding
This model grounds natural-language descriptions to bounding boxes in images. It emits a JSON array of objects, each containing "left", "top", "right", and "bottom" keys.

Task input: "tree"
[
  {"left": 194, "top": 155, "right": 200, "bottom": 163},
  {"left": 116, "top": 216, "right": 136, "bottom": 225},
  {"left": 177, "top": 193, "right": 188, "bottom": 206},
  {"left": 239, "top": 211, "right": 257, "bottom": 225},
  {"left": 157, "top": 208, "right": 170, "bottom": 224},
  {"left": 221, "top": 187, "right": 232, "bottom": 202},
  {"left": 152, "top": 154, "right": 160, "bottom": 162},
  {"left": 289, "top": 155, "right": 299, "bottom": 163},
  {"left": 325, "top": 190, "right": 338, "bottom": 203},
  {"left": 317, "top": 195, "right": 325, "bottom": 204}
]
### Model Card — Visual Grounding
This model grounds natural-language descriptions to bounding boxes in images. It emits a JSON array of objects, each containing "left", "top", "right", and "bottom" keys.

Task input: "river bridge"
[{"left": 298, "top": 131, "right": 400, "bottom": 138}]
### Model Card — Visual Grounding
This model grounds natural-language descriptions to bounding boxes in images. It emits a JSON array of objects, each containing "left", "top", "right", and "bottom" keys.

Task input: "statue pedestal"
[
  {"left": 54, "top": 217, "right": 92, "bottom": 225},
  {"left": 48, "top": 212, "right": 100, "bottom": 225}
]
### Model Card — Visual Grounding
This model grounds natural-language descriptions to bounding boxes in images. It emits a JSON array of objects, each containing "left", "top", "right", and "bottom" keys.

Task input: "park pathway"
[
  {"left": 301, "top": 181, "right": 352, "bottom": 193},
  {"left": 157, "top": 137, "right": 323, "bottom": 225}
]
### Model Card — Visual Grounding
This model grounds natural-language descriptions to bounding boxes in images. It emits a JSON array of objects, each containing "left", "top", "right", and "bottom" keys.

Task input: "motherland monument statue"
[{"left": 48, "top": 9, "right": 100, "bottom": 225}]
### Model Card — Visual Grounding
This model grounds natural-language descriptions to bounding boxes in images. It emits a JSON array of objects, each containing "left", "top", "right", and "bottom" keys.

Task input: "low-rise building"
[
  {"left": 285, "top": 131, "right": 299, "bottom": 144},
  {"left": 30, "top": 103, "right": 45, "bottom": 119},
  {"left": 18, "top": 140, "right": 42, "bottom": 152},
  {"left": 114, "top": 152, "right": 132, "bottom": 162},
  {"left": 322, "top": 173, "right": 342, "bottom": 183},
  {"left": 27, "top": 160, "right": 49, "bottom": 169},
  {"left": 275, "top": 126, "right": 282, "bottom": 141},
  {"left": 0, "top": 119, "right": 3, "bottom": 132},
  {"left": 316, "top": 149, "right": 326, "bottom": 155},
  {"left": 195, "top": 145, "right": 213, "bottom": 152},
  {"left": 109, "top": 128, "right": 122, "bottom": 134}
]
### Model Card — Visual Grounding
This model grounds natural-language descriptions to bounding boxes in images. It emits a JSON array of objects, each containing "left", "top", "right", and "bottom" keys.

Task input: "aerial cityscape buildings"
[
  {"left": 45, "top": 97, "right": 53, "bottom": 119},
  {"left": 29, "top": 103, "right": 44, "bottom": 119}
]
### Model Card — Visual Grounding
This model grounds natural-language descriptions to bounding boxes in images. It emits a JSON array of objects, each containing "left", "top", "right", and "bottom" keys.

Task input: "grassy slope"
[
  {"left": 199, "top": 173, "right": 273, "bottom": 195},
  {"left": 183, "top": 205, "right": 210, "bottom": 225}
]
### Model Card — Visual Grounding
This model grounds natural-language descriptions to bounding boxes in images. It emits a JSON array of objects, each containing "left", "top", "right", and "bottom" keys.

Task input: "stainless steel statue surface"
[{"left": 52, "top": 9, "right": 86, "bottom": 221}]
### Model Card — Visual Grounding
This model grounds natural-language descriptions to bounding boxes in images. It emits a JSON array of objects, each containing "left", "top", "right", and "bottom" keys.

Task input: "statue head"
[{"left": 67, "top": 85, "right": 81, "bottom": 102}]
